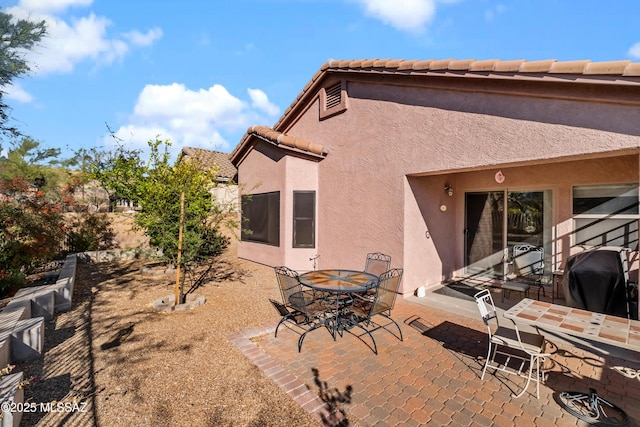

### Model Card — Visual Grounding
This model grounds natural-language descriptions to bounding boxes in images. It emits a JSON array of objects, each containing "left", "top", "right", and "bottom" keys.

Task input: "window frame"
[
  {"left": 240, "top": 191, "right": 280, "bottom": 246},
  {"left": 293, "top": 191, "right": 316, "bottom": 248},
  {"left": 571, "top": 183, "right": 639, "bottom": 250}
]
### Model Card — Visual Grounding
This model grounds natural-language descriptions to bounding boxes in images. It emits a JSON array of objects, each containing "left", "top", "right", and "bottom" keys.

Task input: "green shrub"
[{"left": 65, "top": 213, "right": 116, "bottom": 253}]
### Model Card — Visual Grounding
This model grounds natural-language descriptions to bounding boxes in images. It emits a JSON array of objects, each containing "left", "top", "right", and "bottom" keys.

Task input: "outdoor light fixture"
[{"left": 444, "top": 184, "right": 454, "bottom": 197}]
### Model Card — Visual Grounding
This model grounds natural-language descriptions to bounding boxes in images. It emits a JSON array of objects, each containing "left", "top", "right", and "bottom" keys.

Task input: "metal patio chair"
[
  {"left": 364, "top": 252, "right": 392, "bottom": 277},
  {"left": 505, "top": 244, "right": 545, "bottom": 301},
  {"left": 474, "top": 289, "right": 550, "bottom": 398},
  {"left": 362, "top": 252, "right": 391, "bottom": 299},
  {"left": 349, "top": 268, "right": 403, "bottom": 354},
  {"left": 271, "top": 266, "right": 327, "bottom": 352}
]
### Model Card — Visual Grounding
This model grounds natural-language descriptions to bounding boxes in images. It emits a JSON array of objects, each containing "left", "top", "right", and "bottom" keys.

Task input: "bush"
[
  {"left": 0, "top": 198, "right": 64, "bottom": 295},
  {"left": 65, "top": 213, "right": 116, "bottom": 253}
]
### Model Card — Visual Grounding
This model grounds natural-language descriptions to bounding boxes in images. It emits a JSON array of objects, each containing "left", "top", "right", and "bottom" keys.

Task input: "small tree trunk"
[{"left": 174, "top": 192, "right": 185, "bottom": 306}]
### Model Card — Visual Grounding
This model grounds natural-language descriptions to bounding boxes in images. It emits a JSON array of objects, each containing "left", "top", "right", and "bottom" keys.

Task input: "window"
[
  {"left": 572, "top": 184, "right": 639, "bottom": 250},
  {"left": 241, "top": 192, "right": 280, "bottom": 246},
  {"left": 293, "top": 191, "right": 315, "bottom": 248}
]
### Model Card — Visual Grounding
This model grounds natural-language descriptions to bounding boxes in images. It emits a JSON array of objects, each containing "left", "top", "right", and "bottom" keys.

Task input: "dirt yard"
[{"left": 18, "top": 241, "right": 319, "bottom": 426}]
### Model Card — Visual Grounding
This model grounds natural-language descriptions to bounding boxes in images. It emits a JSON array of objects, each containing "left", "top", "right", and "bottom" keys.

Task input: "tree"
[
  {"left": 0, "top": 137, "right": 68, "bottom": 201},
  {"left": 0, "top": 10, "right": 47, "bottom": 140},
  {"left": 89, "top": 137, "right": 235, "bottom": 302}
]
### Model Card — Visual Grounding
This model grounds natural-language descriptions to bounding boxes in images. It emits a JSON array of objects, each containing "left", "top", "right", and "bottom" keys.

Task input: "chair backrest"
[
  {"left": 274, "top": 266, "right": 303, "bottom": 309},
  {"left": 474, "top": 289, "right": 500, "bottom": 329},
  {"left": 513, "top": 244, "right": 544, "bottom": 276},
  {"left": 364, "top": 253, "right": 392, "bottom": 278},
  {"left": 370, "top": 269, "right": 403, "bottom": 317}
]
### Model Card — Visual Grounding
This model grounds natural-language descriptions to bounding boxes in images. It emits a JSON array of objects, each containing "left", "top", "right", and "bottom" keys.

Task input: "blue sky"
[{"left": 1, "top": 0, "right": 640, "bottom": 160}]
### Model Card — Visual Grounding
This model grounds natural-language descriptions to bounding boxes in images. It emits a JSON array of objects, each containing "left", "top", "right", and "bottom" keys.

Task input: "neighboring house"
[
  {"left": 229, "top": 58, "right": 640, "bottom": 297},
  {"left": 179, "top": 147, "right": 239, "bottom": 212}
]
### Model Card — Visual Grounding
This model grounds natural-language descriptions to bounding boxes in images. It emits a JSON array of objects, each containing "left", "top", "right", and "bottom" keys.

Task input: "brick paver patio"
[{"left": 229, "top": 296, "right": 640, "bottom": 426}]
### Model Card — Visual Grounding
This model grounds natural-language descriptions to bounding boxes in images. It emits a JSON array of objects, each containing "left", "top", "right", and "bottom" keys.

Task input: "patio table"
[
  {"left": 299, "top": 269, "right": 378, "bottom": 339},
  {"left": 504, "top": 298, "right": 640, "bottom": 352}
]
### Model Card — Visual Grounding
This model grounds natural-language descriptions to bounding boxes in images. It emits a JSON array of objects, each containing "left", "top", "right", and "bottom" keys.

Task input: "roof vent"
[
  {"left": 319, "top": 80, "right": 348, "bottom": 120},
  {"left": 325, "top": 83, "right": 342, "bottom": 109}
]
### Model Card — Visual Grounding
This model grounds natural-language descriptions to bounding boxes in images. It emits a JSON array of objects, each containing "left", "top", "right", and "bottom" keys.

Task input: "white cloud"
[
  {"left": 356, "top": 0, "right": 437, "bottom": 33},
  {"left": 7, "top": 1, "right": 162, "bottom": 75},
  {"left": 3, "top": 83, "right": 34, "bottom": 103},
  {"left": 248, "top": 88, "right": 280, "bottom": 116},
  {"left": 110, "top": 83, "right": 279, "bottom": 156},
  {"left": 629, "top": 42, "right": 640, "bottom": 59},
  {"left": 123, "top": 28, "right": 163, "bottom": 47},
  {"left": 17, "top": 0, "right": 92, "bottom": 13}
]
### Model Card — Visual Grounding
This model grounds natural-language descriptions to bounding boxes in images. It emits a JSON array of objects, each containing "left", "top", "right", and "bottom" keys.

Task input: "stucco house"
[
  {"left": 180, "top": 147, "right": 239, "bottom": 212},
  {"left": 229, "top": 58, "right": 640, "bottom": 298}
]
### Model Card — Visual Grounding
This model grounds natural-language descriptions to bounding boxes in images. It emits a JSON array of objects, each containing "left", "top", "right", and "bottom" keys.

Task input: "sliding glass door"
[
  {"left": 465, "top": 190, "right": 552, "bottom": 280},
  {"left": 464, "top": 192, "right": 504, "bottom": 278}
]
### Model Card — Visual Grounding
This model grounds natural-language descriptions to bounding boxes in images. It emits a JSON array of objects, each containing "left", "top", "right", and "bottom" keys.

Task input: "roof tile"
[
  {"left": 468, "top": 59, "right": 501, "bottom": 71},
  {"left": 412, "top": 60, "right": 434, "bottom": 70},
  {"left": 449, "top": 59, "right": 477, "bottom": 70},
  {"left": 518, "top": 59, "right": 557, "bottom": 73},
  {"left": 180, "top": 147, "right": 237, "bottom": 180},
  {"left": 493, "top": 59, "right": 526, "bottom": 72},
  {"left": 584, "top": 60, "right": 632, "bottom": 75},
  {"left": 361, "top": 59, "right": 378, "bottom": 68},
  {"left": 429, "top": 59, "right": 455, "bottom": 70},
  {"left": 397, "top": 60, "right": 418, "bottom": 70},
  {"left": 624, "top": 62, "right": 640, "bottom": 76},
  {"left": 247, "top": 126, "right": 327, "bottom": 157},
  {"left": 549, "top": 60, "right": 591, "bottom": 74}
]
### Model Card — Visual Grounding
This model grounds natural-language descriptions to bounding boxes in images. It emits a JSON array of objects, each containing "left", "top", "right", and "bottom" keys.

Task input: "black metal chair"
[
  {"left": 349, "top": 268, "right": 403, "bottom": 354},
  {"left": 362, "top": 252, "right": 391, "bottom": 299},
  {"left": 364, "top": 252, "right": 392, "bottom": 277},
  {"left": 271, "top": 266, "right": 327, "bottom": 352}
]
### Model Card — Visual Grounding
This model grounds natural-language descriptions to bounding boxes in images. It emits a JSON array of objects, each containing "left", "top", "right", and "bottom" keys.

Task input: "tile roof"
[
  {"left": 180, "top": 147, "right": 237, "bottom": 180},
  {"left": 273, "top": 57, "right": 640, "bottom": 130},
  {"left": 230, "top": 57, "right": 640, "bottom": 166}
]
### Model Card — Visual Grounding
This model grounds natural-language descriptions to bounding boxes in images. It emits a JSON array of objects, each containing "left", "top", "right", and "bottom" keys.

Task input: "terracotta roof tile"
[
  {"left": 412, "top": 59, "right": 434, "bottom": 71},
  {"left": 246, "top": 125, "right": 327, "bottom": 157},
  {"left": 518, "top": 59, "right": 557, "bottom": 73},
  {"left": 385, "top": 59, "right": 403, "bottom": 68},
  {"left": 397, "top": 60, "right": 418, "bottom": 70},
  {"left": 549, "top": 60, "right": 592, "bottom": 74},
  {"left": 624, "top": 62, "right": 640, "bottom": 76},
  {"left": 468, "top": 59, "right": 500, "bottom": 71},
  {"left": 429, "top": 59, "right": 455, "bottom": 70},
  {"left": 361, "top": 59, "right": 378, "bottom": 68},
  {"left": 493, "top": 59, "right": 527, "bottom": 72},
  {"left": 180, "top": 147, "right": 237, "bottom": 180},
  {"left": 584, "top": 60, "right": 632, "bottom": 75},
  {"left": 449, "top": 59, "right": 477, "bottom": 70}
]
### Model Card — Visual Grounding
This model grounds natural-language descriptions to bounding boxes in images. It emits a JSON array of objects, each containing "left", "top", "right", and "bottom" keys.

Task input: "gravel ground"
[{"left": 18, "top": 242, "right": 319, "bottom": 427}]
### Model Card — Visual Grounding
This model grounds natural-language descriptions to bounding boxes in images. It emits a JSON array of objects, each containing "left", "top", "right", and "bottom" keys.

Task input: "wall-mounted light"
[{"left": 444, "top": 184, "right": 454, "bottom": 197}]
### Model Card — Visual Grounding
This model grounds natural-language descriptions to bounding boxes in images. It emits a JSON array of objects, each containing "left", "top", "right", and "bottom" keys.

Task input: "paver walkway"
[{"left": 230, "top": 296, "right": 640, "bottom": 426}]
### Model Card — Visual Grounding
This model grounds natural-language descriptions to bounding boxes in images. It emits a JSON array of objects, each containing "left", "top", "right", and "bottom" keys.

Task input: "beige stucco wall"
[{"left": 236, "top": 76, "right": 640, "bottom": 294}]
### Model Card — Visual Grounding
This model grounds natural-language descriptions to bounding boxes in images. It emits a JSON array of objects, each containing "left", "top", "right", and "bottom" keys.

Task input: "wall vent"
[
  {"left": 319, "top": 80, "right": 348, "bottom": 120},
  {"left": 325, "top": 83, "right": 342, "bottom": 109}
]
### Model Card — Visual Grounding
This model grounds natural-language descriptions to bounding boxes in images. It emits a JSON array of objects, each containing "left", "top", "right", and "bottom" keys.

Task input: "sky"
[{"left": 1, "top": 0, "right": 640, "bottom": 160}]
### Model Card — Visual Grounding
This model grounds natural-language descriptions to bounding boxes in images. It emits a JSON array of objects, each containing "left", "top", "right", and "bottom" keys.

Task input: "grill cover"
[{"left": 562, "top": 249, "right": 629, "bottom": 318}]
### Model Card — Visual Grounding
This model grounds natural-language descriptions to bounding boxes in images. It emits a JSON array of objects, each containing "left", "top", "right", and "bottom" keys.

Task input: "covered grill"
[{"left": 562, "top": 247, "right": 631, "bottom": 319}]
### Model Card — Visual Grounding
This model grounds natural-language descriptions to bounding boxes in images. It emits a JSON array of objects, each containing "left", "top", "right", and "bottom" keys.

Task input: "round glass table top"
[{"left": 299, "top": 269, "right": 378, "bottom": 293}]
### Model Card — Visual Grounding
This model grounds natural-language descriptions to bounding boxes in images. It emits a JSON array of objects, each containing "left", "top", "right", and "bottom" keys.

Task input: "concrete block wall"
[{"left": 0, "top": 254, "right": 77, "bottom": 420}]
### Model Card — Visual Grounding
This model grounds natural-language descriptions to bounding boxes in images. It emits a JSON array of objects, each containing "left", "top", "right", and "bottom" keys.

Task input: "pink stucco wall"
[
  {"left": 236, "top": 141, "right": 319, "bottom": 270},
  {"left": 236, "top": 76, "right": 640, "bottom": 295}
]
